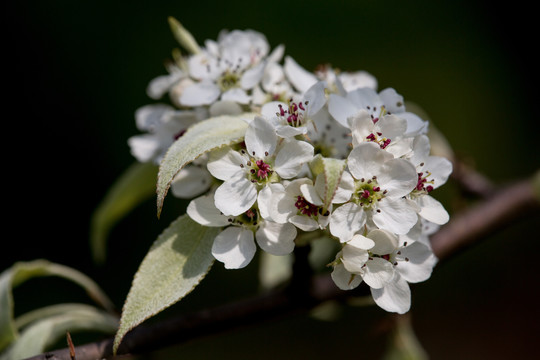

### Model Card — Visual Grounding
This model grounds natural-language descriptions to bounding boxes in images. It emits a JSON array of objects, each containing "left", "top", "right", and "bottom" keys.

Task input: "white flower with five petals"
[
  {"left": 329, "top": 142, "right": 418, "bottom": 241},
  {"left": 207, "top": 116, "right": 314, "bottom": 216},
  {"left": 187, "top": 194, "right": 296, "bottom": 269},
  {"left": 328, "top": 87, "right": 428, "bottom": 136}
]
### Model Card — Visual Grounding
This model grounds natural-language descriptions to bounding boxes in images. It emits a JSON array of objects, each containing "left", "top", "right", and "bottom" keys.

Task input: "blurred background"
[{"left": 4, "top": 0, "right": 539, "bottom": 359}]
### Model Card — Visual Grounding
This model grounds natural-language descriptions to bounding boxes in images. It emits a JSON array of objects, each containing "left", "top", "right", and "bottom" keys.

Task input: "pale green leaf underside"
[
  {"left": 309, "top": 154, "right": 346, "bottom": 212},
  {"left": 1, "top": 304, "right": 118, "bottom": 360},
  {"left": 157, "top": 113, "right": 254, "bottom": 217},
  {"left": 0, "top": 260, "right": 114, "bottom": 352},
  {"left": 91, "top": 161, "right": 159, "bottom": 264},
  {"left": 113, "top": 215, "right": 221, "bottom": 353}
]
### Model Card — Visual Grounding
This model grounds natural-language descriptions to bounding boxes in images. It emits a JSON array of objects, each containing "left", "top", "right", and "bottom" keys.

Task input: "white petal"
[
  {"left": 209, "top": 101, "right": 243, "bottom": 117},
  {"left": 347, "top": 87, "right": 382, "bottom": 111},
  {"left": 331, "top": 262, "right": 363, "bottom": 290},
  {"left": 274, "top": 140, "right": 314, "bottom": 179},
  {"left": 348, "top": 110, "right": 374, "bottom": 147},
  {"left": 424, "top": 156, "right": 453, "bottom": 189},
  {"left": 284, "top": 55, "right": 318, "bottom": 93},
  {"left": 362, "top": 257, "right": 395, "bottom": 289},
  {"left": 338, "top": 71, "right": 378, "bottom": 92},
  {"left": 245, "top": 116, "right": 278, "bottom": 158},
  {"left": 377, "top": 158, "right": 417, "bottom": 198},
  {"left": 333, "top": 171, "right": 355, "bottom": 203},
  {"left": 329, "top": 203, "right": 366, "bottom": 242},
  {"left": 370, "top": 274, "right": 411, "bottom": 314},
  {"left": 400, "top": 112, "right": 428, "bottom": 136},
  {"left": 261, "top": 101, "right": 285, "bottom": 119},
  {"left": 257, "top": 184, "right": 283, "bottom": 221},
  {"left": 374, "top": 198, "right": 418, "bottom": 235},
  {"left": 289, "top": 215, "right": 319, "bottom": 232},
  {"left": 368, "top": 229, "right": 399, "bottom": 255},
  {"left": 134, "top": 104, "right": 174, "bottom": 131},
  {"left": 410, "top": 134, "right": 431, "bottom": 166},
  {"left": 348, "top": 234, "right": 375, "bottom": 250},
  {"left": 256, "top": 221, "right": 297, "bottom": 255},
  {"left": 241, "top": 62, "right": 265, "bottom": 89},
  {"left": 398, "top": 242, "right": 437, "bottom": 283},
  {"left": 214, "top": 173, "right": 257, "bottom": 216},
  {"left": 378, "top": 114, "right": 408, "bottom": 140},
  {"left": 146, "top": 72, "right": 184, "bottom": 99},
  {"left": 347, "top": 142, "right": 392, "bottom": 180},
  {"left": 207, "top": 147, "right": 246, "bottom": 181},
  {"left": 328, "top": 93, "right": 358, "bottom": 127},
  {"left": 187, "top": 194, "right": 230, "bottom": 227},
  {"left": 378, "top": 88, "right": 404, "bottom": 114},
  {"left": 221, "top": 88, "right": 251, "bottom": 104},
  {"left": 299, "top": 183, "right": 323, "bottom": 206},
  {"left": 268, "top": 44, "right": 285, "bottom": 63},
  {"left": 303, "top": 81, "right": 327, "bottom": 116},
  {"left": 342, "top": 245, "right": 370, "bottom": 273},
  {"left": 171, "top": 165, "right": 212, "bottom": 199},
  {"left": 212, "top": 227, "right": 256, "bottom": 269},
  {"left": 417, "top": 195, "right": 449, "bottom": 225},
  {"left": 127, "top": 135, "right": 160, "bottom": 163},
  {"left": 180, "top": 80, "right": 221, "bottom": 106},
  {"left": 276, "top": 125, "right": 308, "bottom": 138}
]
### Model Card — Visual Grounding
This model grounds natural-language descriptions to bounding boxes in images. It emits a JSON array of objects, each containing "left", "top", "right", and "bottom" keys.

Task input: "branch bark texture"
[{"left": 24, "top": 172, "right": 539, "bottom": 360}]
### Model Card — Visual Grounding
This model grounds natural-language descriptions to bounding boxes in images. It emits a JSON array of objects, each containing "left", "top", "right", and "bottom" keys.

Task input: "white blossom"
[
  {"left": 329, "top": 142, "right": 418, "bottom": 241},
  {"left": 328, "top": 87, "right": 428, "bottom": 136},
  {"left": 407, "top": 134, "right": 453, "bottom": 224},
  {"left": 127, "top": 104, "right": 207, "bottom": 164},
  {"left": 187, "top": 194, "right": 296, "bottom": 269},
  {"left": 207, "top": 116, "right": 314, "bottom": 216}
]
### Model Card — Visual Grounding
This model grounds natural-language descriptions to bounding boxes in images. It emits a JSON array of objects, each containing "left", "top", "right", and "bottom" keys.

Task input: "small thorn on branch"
[{"left": 67, "top": 332, "right": 76, "bottom": 360}]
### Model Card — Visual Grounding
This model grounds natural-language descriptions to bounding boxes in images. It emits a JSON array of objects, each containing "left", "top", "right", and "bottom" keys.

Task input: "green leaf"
[
  {"left": 157, "top": 113, "right": 254, "bottom": 218},
  {"left": 113, "top": 215, "right": 221, "bottom": 354},
  {"left": 1, "top": 304, "right": 118, "bottom": 360},
  {"left": 0, "top": 260, "right": 115, "bottom": 351},
  {"left": 309, "top": 154, "right": 347, "bottom": 212},
  {"left": 91, "top": 161, "right": 159, "bottom": 264},
  {"left": 167, "top": 17, "right": 201, "bottom": 55}
]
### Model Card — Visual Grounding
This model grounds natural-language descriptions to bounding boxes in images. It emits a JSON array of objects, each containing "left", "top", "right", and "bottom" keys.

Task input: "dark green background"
[{"left": 4, "top": 1, "right": 539, "bottom": 359}]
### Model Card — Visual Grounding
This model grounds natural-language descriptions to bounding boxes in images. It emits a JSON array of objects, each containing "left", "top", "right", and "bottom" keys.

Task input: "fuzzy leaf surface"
[
  {"left": 113, "top": 215, "right": 220, "bottom": 353},
  {"left": 157, "top": 114, "right": 253, "bottom": 217}
]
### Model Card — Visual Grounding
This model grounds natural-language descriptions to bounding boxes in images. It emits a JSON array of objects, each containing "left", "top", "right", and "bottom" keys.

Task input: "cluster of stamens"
[
  {"left": 366, "top": 132, "right": 391, "bottom": 149},
  {"left": 414, "top": 168, "right": 434, "bottom": 194},
  {"left": 294, "top": 196, "right": 321, "bottom": 217},
  {"left": 353, "top": 176, "right": 387, "bottom": 210},
  {"left": 227, "top": 208, "right": 260, "bottom": 229},
  {"left": 217, "top": 69, "right": 241, "bottom": 91},
  {"left": 240, "top": 150, "right": 275, "bottom": 185},
  {"left": 276, "top": 99, "right": 309, "bottom": 128}
]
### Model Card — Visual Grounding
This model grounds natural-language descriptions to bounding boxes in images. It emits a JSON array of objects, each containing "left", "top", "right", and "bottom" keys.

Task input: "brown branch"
[{"left": 24, "top": 175, "right": 539, "bottom": 360}]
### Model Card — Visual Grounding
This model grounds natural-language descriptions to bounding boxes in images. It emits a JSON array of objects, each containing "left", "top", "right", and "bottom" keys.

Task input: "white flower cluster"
[{"left": 129, "top": 27, "right": 452, "bottom": 314}]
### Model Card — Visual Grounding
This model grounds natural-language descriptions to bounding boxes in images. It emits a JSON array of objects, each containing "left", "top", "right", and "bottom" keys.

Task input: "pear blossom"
[
  {"left": 314, "top": 64, "right": 378, "bottom": 94},
  {"left": 179, "top": 29, "right": 279, "bottom": 107},
  {"left": 328, "top": 87, "right": 428, "bottom": 136},
  {"left": 127, "top": 104, "right": 207, "bottom": 164},
  {"left": 260, "top": 81, "right": 326, "bottom": 138},
  {"left": 407, "top": 134, "right": 453, "bottom": 225},
  {"left": 126, "top": 22, "right": 454, "bottom": 315},
  {"left": 187, "top": 194, "right": 297, "bottom": 269},
  {"left": 348, "top": 109, "right": 413, "bottom": 158},
  {"left": 331, "top": 229, "right": 437, "bottom": 313},
  {"left": 329, "top": 142, "right": 418, "bottom": 241},
  {"left": 207, "top": 116, "right": 314, "bottom": 216},
  {"left": 264, "top": 175, "right": 330, "bottom": 232}
]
